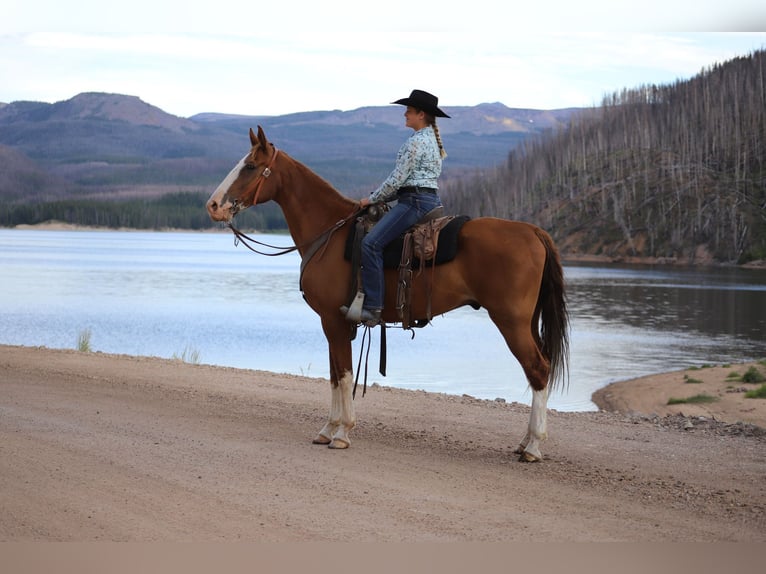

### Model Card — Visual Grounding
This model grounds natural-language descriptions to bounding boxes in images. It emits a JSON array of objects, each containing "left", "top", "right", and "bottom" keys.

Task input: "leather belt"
[{"left": 398, "top": 186, "right": 437, "bottom": 195}]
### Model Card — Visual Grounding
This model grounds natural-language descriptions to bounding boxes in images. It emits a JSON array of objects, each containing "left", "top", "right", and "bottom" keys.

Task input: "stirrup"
[
  {"left": 340, "top": 291, "right": 366, "bottom": 323},
  {"left": 359, "top": 308, "right": 382, "bottom": 327}
]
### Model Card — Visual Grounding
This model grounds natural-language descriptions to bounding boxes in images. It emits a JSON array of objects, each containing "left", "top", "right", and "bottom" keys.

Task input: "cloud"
[{"left": 2, "top": 23, "right": 765, "bottom": 117}]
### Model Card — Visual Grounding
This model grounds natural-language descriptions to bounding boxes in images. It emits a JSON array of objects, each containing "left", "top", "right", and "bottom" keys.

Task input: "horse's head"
[{"left": 206, "top": 126, "right": 279, "bottom": 222}]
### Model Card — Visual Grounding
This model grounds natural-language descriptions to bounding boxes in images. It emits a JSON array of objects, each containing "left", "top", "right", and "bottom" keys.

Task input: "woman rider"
[{"left": 355, "top": 89, "right": 449, "bottom": 326}]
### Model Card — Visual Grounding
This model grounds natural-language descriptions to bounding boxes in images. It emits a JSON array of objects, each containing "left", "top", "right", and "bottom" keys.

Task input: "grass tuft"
[
  {"left": 77, "top": 329, "right": 92, "bottom": 352},
  {"left": 744, "top": 384, "right": 766, "bottom": 399},
  {"left": 172, "top": 346, "right": 201, "bottom": 364},
  {"left": 667, "top": 394, "right": 719, "bottom": 405}
]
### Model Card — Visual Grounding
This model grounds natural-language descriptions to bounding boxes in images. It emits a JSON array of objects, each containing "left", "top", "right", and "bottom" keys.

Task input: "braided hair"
[{"left": 424, "top": 113, "right": 448, "bottom": 159}]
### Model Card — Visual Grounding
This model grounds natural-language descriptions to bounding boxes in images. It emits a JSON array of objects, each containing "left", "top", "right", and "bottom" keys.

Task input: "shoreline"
[
  {"left": 4, "top": 222, "right": 765, "bottom": 268},
  {"left": 4, "top": 343, "right": 764, "bottom": 428},
  {"left": 592, "top": 359, "right": 766, "bottom": 429}
]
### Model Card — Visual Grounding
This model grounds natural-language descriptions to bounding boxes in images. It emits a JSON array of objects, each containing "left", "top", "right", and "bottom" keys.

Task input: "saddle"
[{"left": 343, "top": 205, "right": 470, "bottom": 330}]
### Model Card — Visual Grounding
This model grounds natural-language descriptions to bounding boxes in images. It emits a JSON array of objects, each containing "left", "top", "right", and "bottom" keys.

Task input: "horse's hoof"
[
  {"left": 328, "top": 438, "right": 350, "bottom": 449},
  {"left": 513, "top": 444, "right": 525, "bottom": 455},
  {"left": 312, "top": 434, "right": 332, "bottom": 445},
  {"left": 518, "top": 451, "right": 542, "bottom": 463}
]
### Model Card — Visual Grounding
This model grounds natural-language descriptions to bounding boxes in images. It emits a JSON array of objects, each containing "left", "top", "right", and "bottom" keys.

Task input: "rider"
[{"left": 357, "top": 89, "right": 450, "bottom": 326}]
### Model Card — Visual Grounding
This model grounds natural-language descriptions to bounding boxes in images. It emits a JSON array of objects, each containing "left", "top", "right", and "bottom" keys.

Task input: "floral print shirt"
[{"left": 369, "top": 125, "right": 442, "bottom": 203}]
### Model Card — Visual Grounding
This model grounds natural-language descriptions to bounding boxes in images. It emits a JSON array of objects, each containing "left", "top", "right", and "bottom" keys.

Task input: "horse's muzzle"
[{"left": 206, "top": 197, "right": 232, "bottom": 222}]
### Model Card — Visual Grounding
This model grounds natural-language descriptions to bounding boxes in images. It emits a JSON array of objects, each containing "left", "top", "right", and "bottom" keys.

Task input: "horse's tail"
[{"left": 534, "top": 227, "right": 570, "bottom": 392}]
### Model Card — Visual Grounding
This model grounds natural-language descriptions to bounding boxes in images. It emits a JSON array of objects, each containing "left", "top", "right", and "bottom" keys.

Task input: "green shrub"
[
  {"left": 744, "top": 384, "right": 766, "bottom": 399},
  {"left": 741, "top": 366, "right": 765, "bottom": 384},
  {"left": 684, "top": 374, "right": 703, "bottom": 384}
]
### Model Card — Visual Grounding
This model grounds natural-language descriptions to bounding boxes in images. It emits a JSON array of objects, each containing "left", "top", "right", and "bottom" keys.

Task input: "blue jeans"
[{"left": 361, "top": 191, "right": 442, "bottom": 310}]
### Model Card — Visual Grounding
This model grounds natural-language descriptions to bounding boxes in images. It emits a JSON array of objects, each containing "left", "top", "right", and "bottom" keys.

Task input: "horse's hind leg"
[
  {"left": 312, "top": 317, "right": 356, "bottom": 449},
  {"left": 514, "top": 387, "right": 549, "bottom": 462},
  {"left": 490, "top": 313, "right": 551, "bottom": 462}
]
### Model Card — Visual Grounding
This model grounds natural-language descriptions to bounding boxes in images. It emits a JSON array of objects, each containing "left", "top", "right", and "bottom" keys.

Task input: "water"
[{"left": 1, "top": 229, "right": 764, "bottom": 411}]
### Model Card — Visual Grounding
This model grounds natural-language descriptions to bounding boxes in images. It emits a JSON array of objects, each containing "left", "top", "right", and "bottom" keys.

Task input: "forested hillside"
[{"left": 444, "top": 49, "right": 766, "bottom": 264}]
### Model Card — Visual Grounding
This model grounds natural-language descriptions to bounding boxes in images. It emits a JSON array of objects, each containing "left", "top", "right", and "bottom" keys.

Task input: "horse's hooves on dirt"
[
  {"left": 513, "top": 445, "right": 525, "bottom": 455},
  {"left": 518, "top": 451, "right": 542, "bottom": 463},
  {"left": 328, "top": 439, "right": 350, "bottom": 449},
  {"left": 312, "top": 435, "right": 332, "bottom": 445}
]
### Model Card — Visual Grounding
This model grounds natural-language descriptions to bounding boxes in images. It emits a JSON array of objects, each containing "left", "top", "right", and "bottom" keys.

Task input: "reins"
[
  {"left": 227, "top": 210, "right": 358, "bottom": 263},
  {"left": 227, "top": 224, "right": 300, "bottom": 257}
]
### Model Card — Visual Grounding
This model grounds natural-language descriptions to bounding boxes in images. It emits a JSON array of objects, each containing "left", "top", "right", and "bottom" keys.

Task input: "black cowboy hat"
[{"left": 392, "top": 89, "right": 450, "bottom": 118}]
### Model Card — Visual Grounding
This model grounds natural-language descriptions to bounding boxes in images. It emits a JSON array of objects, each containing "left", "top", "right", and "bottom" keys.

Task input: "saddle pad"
[{"left": 344, "top": 215, "right": 471, "bottom": 269}]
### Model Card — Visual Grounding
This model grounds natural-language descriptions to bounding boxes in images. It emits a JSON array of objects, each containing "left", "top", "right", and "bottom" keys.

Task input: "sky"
[{"left": 2, "top": 1, "right": 766, "bottom": 118}]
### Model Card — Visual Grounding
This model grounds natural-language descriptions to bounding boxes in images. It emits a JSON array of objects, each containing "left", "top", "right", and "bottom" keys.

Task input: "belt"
[{"left": 397, "top": 186, "right": 437, "bottom": 195}]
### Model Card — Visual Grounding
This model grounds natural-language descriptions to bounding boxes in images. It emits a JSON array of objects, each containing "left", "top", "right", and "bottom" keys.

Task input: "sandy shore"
[
  {"left": 1, "top": 345, "right": 764, "bottom": 543},
  {"left": 593, "top": 360, "right": 766, "bottom": 428}
]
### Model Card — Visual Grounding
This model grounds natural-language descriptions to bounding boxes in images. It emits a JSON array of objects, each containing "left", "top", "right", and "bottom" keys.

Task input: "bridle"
[
  {"left": 227, "top": 143, "right": 287, "bottom": 253},
  {"left": 232, "top": 143, "right": 280, "bottom": 216},
  {"left": 225, "top": 145, "right": 361, "bottom": 283}
]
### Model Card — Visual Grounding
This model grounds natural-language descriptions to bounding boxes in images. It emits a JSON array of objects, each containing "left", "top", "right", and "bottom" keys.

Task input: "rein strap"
[{"left": 228, "top": 209, "right": 360, "bottom": 291}]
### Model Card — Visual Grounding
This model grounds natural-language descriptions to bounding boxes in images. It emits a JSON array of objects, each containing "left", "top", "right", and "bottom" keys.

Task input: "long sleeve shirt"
[{"left": 369, "top": 125, "right": 442, "bottom": 203}]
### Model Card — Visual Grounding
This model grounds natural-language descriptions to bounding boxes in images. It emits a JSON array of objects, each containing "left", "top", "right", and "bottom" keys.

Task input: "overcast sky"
[{"left": 2, "top": 1, "right": 766, "bottom": 117}]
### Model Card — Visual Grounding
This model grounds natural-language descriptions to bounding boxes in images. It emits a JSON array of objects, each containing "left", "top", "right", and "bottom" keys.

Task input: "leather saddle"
[{"left": 343, "top": 205, "right": 470, "bottom": 329}]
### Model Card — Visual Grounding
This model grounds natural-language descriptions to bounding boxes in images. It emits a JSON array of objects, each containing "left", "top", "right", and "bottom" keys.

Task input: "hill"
[
  {"left": 0, "top": 93, "right": 568, "bottom": 194},
  {"left": 0, "top": 93, "right": 571, "bottom": 230},
  {"left": 0, "top": 144, "right": 68, "bottom": 202},
  {"left": 443, "top": 49, "right": 766, "bottom": 264}
]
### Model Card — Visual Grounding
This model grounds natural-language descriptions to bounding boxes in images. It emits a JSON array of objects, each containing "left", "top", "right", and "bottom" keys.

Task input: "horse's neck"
[{"left": 274, "top": 155, "right": 356, "bottom": 251}]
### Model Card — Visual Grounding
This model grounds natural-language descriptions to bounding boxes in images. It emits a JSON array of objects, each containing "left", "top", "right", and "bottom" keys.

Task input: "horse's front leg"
[{"left": 312, "top": 318, "right": 356, "bottom": 449}]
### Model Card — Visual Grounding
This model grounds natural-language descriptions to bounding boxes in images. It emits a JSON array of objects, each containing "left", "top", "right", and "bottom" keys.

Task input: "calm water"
[{"left": 1, "top": 229, "right": 764, "bottom": 411}]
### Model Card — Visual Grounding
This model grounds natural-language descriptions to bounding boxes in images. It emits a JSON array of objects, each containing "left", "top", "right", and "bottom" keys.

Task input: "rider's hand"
[{"left": 360, "top": 197, "right": 372, "bottom": 208}]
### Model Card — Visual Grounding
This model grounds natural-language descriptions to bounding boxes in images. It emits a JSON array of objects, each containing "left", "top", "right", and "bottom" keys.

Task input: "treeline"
[
  {"left": 0, "top": 192, "right": 286, "bottom": 231},
  {"left": 443, "top": 49, "right": 766, "bottom": 263}
]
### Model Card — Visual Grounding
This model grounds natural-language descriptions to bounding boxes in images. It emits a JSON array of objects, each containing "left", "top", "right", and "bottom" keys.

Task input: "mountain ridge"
[
  {"left": 0, "top": 92, "right": 572, "bottom": 135},
  {"left": 0, "top": 92, "right": 575, "bottom": 201}
]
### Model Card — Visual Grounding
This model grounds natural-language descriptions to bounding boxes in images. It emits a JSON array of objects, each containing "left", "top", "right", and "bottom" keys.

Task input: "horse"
[{"left": 206, "top": 126, "right": 569, "bottom": 462}]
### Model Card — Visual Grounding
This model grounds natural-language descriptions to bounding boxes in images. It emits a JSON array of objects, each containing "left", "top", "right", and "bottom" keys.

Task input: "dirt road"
[{"left": 1, "top": 345, "right": 764, "bottom": 542}]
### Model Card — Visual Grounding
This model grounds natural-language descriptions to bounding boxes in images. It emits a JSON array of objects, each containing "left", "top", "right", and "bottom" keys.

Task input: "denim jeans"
[{"left": 361, "top": 191, "right": 442, "bottom": 310}]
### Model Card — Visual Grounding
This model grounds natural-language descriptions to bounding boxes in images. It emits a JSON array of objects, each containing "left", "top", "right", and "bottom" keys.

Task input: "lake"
[{"left": 1, "top": 228, "right": 764, "bottom": 411}]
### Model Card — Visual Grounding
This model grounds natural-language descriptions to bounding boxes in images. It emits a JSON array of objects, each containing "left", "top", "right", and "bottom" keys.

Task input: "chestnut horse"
[{"left": 206, "top": 126, "right": 569, "bottom": 462}]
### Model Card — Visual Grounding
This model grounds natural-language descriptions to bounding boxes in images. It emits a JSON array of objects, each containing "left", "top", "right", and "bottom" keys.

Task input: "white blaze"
[{"left": 208, "top": 155, "right": 247, "bottom": 213}]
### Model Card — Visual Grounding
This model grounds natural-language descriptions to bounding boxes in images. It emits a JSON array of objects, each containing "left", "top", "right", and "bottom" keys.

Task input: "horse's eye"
[{"left": 245, "top": 162, "right": 256, "bottom": 170}]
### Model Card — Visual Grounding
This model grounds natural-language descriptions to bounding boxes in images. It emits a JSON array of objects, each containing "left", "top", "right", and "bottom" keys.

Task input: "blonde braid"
[{"left": 432, "top": 119, "right": 447, "bottom": 159}]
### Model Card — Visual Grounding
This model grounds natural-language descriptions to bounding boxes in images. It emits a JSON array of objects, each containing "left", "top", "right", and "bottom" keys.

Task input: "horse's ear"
[
  {"left": 256, "top": 125, "right": 269, "bottom": 148},
  {"left": 249, "top": 127, "right": 258, "bottom": 146}
]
